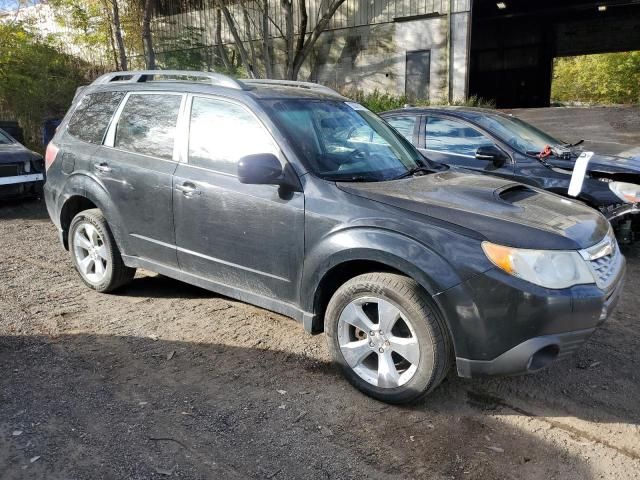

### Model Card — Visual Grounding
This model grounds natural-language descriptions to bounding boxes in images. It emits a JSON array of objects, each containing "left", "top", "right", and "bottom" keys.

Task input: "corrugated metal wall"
[{"left": 150, "top": 0, "right": 471, "bottom": 50}]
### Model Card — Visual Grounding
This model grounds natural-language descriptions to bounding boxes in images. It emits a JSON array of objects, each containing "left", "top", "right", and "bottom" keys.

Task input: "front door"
[
  {"left": 172, "top": 95, "right": 305, "bottom": 303},
  {"left": 421, "top": 115, "right": 515, "bottom": 177}
]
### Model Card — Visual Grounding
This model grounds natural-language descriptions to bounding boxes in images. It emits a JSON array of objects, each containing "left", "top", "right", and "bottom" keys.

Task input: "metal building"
[{"left": 149, "top": 0, "right": 640, "bottom": 107}]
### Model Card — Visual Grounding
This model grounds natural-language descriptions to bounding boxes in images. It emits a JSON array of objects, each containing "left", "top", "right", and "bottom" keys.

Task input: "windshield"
[
  {"left": 0, "top": 130, "right": 14, "bottom": 145},
  {"left": 262, "top": 99, "right": 429, "bottom": 181},
  {"left": 472, "top": 114, "right": 562, "bottom": 155}
]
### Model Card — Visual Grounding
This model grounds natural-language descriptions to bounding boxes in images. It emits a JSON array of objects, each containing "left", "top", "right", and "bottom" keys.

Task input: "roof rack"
[
  {"left": 92, "top": 70, "right": 247, "bottom": 90},
  {"left": 241, "top": 79, "right": 342, "bottom": 96}
]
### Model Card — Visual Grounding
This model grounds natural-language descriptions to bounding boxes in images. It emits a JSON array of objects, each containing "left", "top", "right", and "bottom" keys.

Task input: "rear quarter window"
[{"left": 66, "top": 91, "right": 125, "bottom": 145}]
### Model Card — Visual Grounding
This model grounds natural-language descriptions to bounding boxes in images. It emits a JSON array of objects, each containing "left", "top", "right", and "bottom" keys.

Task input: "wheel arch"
[
  {"left": 57, "top": 175, "right": 127, "bottom": 252},
  {"left": 301, "top": 228, "right": 462, "bottom": 337}
]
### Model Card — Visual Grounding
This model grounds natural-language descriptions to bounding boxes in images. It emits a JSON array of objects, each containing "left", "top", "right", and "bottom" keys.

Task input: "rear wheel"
[
  {"left": 68, "top": 209, "right": 135, "bottom": 292},
  {"left": 325, "top": 273, "right": 451, "bottom": 404}
]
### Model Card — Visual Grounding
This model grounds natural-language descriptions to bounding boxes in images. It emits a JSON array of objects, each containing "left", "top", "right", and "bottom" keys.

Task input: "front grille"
[
  {"left": 580, "top": 231, "right": 624, "bottom": 291},
  {"left": 589, "top": 253, "right": 619, "bottom": 287},
  {"left": 0, "top": 164, "right": 20, "bottom": 178}
]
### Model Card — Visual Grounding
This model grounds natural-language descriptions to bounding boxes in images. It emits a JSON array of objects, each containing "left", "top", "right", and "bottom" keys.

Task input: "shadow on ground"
[{"left": 0, "top": 333, "right": 598, "bottom": 480}]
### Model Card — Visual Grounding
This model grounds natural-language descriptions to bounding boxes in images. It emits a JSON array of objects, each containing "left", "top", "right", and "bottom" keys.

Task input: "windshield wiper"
[
  {"left": 392, "top": 166, "right": 434, "bottom": 180},
  {"left": 564, "top": 139, "right": 584, "bottom": 148},
  {"left": 324, "top": 174, "right": 380, "bottom": 182}
]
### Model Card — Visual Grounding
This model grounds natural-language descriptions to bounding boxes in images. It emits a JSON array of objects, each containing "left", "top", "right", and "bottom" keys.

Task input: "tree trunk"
[
  {"left": 241, "top": 2, "right": 260, "bottom": 77},
  {"left": 291, "top": 0, "right": 346, "bottom": 80},
  {"left": 219, "top": 1, "right": 254, "bottom": 77},
  {"left": 261, "top": 0, "right": 273, "bottom": 78},
  {"left": 142, "top": 0, "right": 156, "bottom": 70},
  {"left": 281, "top": 0, "right": 294, "bottom": 79},
  {"left": 109, "top": 0, "right": 127, "bottom": 70},
  {"left": 106, "top": 17, "right": 120, "bottom": 71},
  {"left": 215, "top": 8, "right": 232, "bottom": 71}
]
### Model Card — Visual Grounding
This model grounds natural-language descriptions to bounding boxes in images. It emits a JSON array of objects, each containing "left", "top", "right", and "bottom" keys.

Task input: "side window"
[
  {"left": 67, "top": 91, "right": 125, "bottom": 145},
  {"left": 114, "top": 94, "right": 182, "bottom": 160},
  {"left": 188, "top": 97, "right": 278, "bottom": 174},
  {"left": 385, "top": 115, "right": 417, "bottom": 141},
  {"left": 425, "top": 117, "right": 493, "bottom": 156}
]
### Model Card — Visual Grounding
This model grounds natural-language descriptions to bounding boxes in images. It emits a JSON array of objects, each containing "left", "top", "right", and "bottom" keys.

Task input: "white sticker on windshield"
[
  {"left": 345, "top": 102, "right": 369, "bottom": 111},
  {"left": 568, "top": 151, "right": 593, "bottom": 197}
]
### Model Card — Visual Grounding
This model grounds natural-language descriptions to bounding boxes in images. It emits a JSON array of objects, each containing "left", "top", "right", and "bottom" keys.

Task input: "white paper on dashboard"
[{"left": 568, "top": 151, "right": 593, "bottom": 197}]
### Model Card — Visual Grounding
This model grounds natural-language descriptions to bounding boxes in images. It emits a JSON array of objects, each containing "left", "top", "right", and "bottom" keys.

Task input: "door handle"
[
  {"left": 175, "top": 183, "right": 201, "bottom": 197},
  {"left": 93, "top": 162, "right": 112, "bottom": 173}
]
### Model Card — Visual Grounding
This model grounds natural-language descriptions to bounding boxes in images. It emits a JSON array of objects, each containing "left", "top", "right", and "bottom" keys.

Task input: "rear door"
[
  {"left": 97, "top": 91, "right": 185, "bottom": 267},
  {"left": 172, "top": 95, "right": 305, "bottom": 303},
  {"left": 422, "top": 115, "right": 515, "bottom": 175}
]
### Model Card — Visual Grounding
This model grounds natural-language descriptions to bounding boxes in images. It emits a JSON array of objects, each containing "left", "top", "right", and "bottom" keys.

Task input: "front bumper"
[
  {"left": 0, "top": 173, "right": 44, "bottom": 198},
  {"left": 602, "top": 203, "right": 640, "bottom": 244},
  {"left": 0, "top": 173, "right": 44, "bottom": 186},
  {"left": 435, "top": 260, "right": 625, "bottom": 378}
]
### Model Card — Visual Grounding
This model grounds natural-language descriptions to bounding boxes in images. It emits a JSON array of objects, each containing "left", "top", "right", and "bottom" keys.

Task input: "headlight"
[
  {"left": 609, "top": 181, "right": 640, "bottom": 203},
  {"left": 482, "top": 242, "right": 595, "bottom": 289}
]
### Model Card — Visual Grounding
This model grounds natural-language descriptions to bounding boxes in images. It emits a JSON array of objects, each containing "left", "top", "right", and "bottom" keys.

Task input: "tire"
[
  {"left": 68, "top": 208, "right": 135, "bottom": 293},
  {"left": 325, "top": 273, "right": 451, "bottom": 404}
]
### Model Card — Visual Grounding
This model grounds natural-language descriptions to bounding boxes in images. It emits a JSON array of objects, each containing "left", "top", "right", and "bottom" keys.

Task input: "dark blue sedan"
[{"left": 381, "top": 107, "right": 640, "bottom": 244}]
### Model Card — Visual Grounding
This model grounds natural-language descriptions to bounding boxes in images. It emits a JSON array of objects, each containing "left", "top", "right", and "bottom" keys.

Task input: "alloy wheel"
[
  {"left": 337, "top": 296, "right": 420, "bottom": 388},
  {"left": 73, "top": 222, "right": 108, "bottom": 284}
]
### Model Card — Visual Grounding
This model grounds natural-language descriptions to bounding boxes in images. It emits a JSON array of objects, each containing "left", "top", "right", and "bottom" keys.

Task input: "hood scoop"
[{"left": 496, "top": 184, "right": 538, "bottom": 204}]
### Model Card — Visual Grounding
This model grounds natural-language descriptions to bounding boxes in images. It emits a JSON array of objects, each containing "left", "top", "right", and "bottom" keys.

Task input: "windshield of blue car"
[
  {"left": 472, "top": 114, "right": 563, "bottom": 155},
  {"left": 262, "top": 99, "right": 430, "bottom": 181},
  {"left": 0, "top": 130, "right": 14, "bottom": 145}
]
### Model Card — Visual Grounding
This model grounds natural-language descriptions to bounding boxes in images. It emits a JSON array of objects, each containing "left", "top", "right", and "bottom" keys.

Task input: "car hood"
[
  {"left": 0, "top": 144, "right": 37, "bottom": 164},
  {"left": 337, "top": 170, "right": 609, "bottom": 250},
  {"left": 547, "top": 152, "right": 640, "bottom": 177}
]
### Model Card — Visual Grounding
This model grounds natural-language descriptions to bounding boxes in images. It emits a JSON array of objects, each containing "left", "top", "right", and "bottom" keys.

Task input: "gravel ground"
[{"left": 1, "top": 198, "right": 639, "bottom": 480}]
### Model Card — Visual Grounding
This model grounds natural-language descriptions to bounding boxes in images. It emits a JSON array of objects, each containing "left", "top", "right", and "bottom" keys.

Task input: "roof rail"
[
  {"left": 241, "top": 79, "right": 342, "bottom": 96},
  {"left": 92, "top": 70, "right": 247, "bottom": 90}
]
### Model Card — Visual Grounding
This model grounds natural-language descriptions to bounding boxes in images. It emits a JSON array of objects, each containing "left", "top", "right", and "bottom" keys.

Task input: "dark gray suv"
[{"left": 44, "top": 71, "right": 625, "bottom": 404}]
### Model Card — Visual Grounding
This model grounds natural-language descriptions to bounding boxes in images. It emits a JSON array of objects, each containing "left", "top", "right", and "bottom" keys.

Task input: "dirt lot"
[{"left": 1, "top": 199, "right": 639, "bottom": 480}]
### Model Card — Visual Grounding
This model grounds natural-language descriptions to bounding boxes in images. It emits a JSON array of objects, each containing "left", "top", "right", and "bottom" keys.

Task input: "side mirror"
[
  {"left": 475, "top": 145, "right": 508, "bottom": 167},
  {"left": 237, "top": 153, "right": 283, "bottom": 185}
]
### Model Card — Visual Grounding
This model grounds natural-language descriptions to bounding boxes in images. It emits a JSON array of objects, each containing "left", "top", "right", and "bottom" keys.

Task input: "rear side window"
[
  {"left": 188, "top": 97, "right": 277, "bottom": 174},
  {"left": 385, "top": 115, "right": 418, "bottom": 141},
  {"left": 67, "top": 91, "right": 125, "bottom": 144},
  {"left": 114, "top": 94, "right": 182, "bottom": 160}
]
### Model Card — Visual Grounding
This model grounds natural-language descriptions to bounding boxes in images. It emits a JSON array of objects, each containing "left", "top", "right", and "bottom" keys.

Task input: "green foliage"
[
  {"left": 342, "top": 89, "right": 495, "bottom": 113},
  {"left": 552, "top": 51, "right": 640, "bottom": 105},
  {"left": 0, "top": 22, "right": 90, "bottom": 148}
]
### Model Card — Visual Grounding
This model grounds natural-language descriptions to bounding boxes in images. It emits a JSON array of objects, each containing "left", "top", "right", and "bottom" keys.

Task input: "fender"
[
  {"left": 57, "top": 172, "right": 130, "bottom": 255},
  {"left": 300, "top": 226, "right": 468, "bottom": 321}
]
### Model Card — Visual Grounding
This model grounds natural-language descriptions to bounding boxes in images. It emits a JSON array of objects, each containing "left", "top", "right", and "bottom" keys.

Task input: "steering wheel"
[{"left": 347, "top": 149, "right": 367, "bottom": 163}]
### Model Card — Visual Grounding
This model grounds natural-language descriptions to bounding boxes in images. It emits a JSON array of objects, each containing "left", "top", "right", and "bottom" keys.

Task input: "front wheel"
[
  {"left": 325, "top": 273, "right": 451, "bottom": 404},
  {"left": 68, "top": 209, "right": 135, "bottom": 292}
]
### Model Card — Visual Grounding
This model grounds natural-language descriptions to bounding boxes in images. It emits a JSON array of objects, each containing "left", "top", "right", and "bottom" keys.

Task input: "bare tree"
[
  {"left": 142, "top": 0, "right": 156, "bottom": 69},
  {"left": 102, "top": 0, "right": 127, "bottom": 70},
  {"left": 218, "top": 0, "right": 255, "bottom": 77},
  {"left": 215, "top": 7, "right": 233, "bottom": 70},
  {"left": 260, "top": 0, "right": 273, "bottom": 78},
  {"left": 286, "top": 0, "right": 346, "bottom": 80},
  {"left": 217, "top": 0, "right": 346, "bottom": 80}
]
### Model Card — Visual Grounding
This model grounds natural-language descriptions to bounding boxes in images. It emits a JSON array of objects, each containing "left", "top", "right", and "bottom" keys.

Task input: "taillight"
[{"left": 45, "top": 142, "right": 59, "bottom": 171}]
